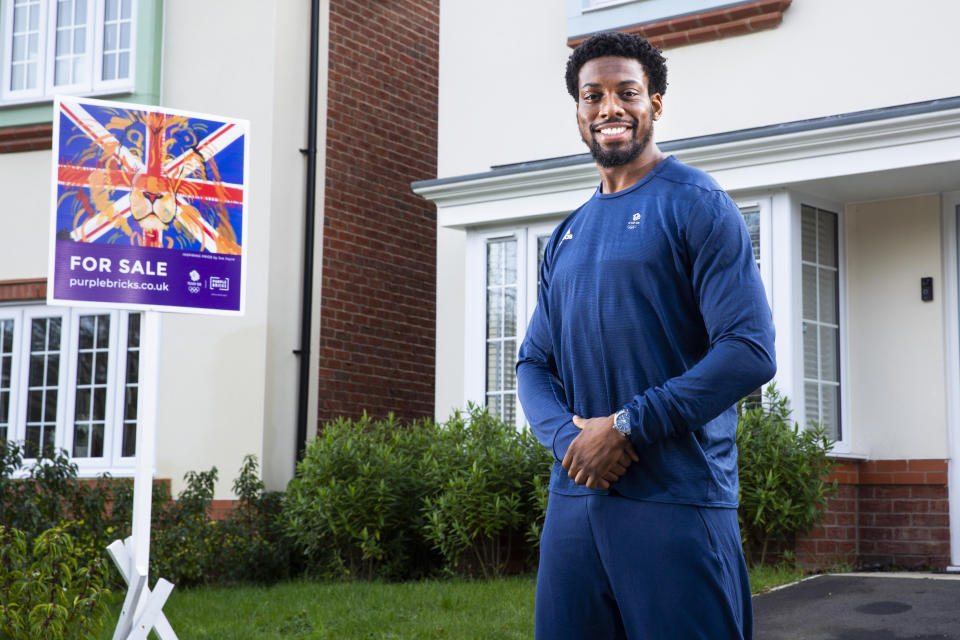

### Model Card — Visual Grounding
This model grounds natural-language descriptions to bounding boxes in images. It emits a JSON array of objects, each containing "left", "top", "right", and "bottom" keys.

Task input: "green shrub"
[
  {"left": 737, "top": 384, "right": 837, "bottom": 566},
  {"left": 150, "top": 467, "right": 221, "bottom": 587},
  {"left": 285, "top": 414, "right": 437, "bottom": 579},
  {"left": 0, "top": 443, "right": 131, "bottom": 582},
  {"left": 219, "top": 454, "right": 298, "bottom": 583},
  {"left": 421, "top": 405, "right": 552, "bottom": 577},
  {"left": 0, "top": 524, "right": 111, "bottom": 640}
]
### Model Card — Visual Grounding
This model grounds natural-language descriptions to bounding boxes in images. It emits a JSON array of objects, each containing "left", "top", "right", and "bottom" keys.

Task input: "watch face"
[{"left": 615, "top": 410, "right": 630, "bottom": 434}]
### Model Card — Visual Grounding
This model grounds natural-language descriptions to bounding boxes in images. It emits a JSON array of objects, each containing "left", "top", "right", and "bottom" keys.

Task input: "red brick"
[
  {"left": 912, "top": 514, "right": 949, "bottom": 527},
  {"left": 892, "top": 500, "right": 927, "bottom": 513},
  {"left": 875, "top": 514, "right": 910, "bottom": 528},
  {"left": 874, "top": 486, "right": 912, "bottom": 499},
  {"left": 860, "top": 472, "right": 895, "bottom": 484},
  {"left": 860, "top": 500, "right": 893, "bottom": 513},
  {"left": 908, "top": 459, "right": 948, "bottom": 472},
  {"left": 924, "top": 472, "right": 948, "bottom": 485},
  {"left": 860, "top": 527, "right": 892, "bottom": 541},
  {"left": 912, "top": 486, "right": 948, "bottom": 499},
  {"left": 868, "top": 460, "right": 909, "bottom": 473}
]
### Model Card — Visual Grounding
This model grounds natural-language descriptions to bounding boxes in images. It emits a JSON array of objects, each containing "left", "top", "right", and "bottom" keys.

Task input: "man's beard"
[{"left": 588, "top": 115, "right": 653, "bottom": 168}]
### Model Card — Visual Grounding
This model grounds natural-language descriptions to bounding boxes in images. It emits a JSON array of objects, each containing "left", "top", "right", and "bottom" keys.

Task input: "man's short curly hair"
[{"left": 565, "top": 32, "right": 668, "bottom": 101}]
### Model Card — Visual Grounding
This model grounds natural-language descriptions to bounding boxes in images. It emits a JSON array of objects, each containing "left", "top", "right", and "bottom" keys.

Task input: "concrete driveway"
[{"left": 753, "top": 573, "right": 960, "bottom": 639}]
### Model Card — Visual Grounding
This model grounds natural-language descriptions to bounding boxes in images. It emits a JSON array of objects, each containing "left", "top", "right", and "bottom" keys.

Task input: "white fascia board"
[{"left": 416, "top": 106, "right": 960, "bottom": 229}]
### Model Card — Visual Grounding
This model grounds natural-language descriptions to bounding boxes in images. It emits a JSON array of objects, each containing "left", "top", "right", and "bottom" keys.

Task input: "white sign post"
[{"left": 47, "top": 97, "right": 249, "bottom": 640}]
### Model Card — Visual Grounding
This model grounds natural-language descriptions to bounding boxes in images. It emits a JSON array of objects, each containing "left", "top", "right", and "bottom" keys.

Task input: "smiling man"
[{"left": 516, "top": 32, "right": 776, "bottom": 639}]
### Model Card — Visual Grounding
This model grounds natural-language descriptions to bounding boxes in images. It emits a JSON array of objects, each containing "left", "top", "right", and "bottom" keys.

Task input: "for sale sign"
[{"left": 48, "top": 96, "right": 249, "bottom": 315}]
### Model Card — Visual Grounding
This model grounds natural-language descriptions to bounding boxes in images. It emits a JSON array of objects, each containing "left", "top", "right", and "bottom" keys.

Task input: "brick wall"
[
  {"left": 0, "top": 279, "right": 46, "bottom": 301},
  {"left": 317, "top": 0, "right": 439, "bottom": 427},
  {"left": 797, "top": 459, "right": 951, "bottom": 570}
]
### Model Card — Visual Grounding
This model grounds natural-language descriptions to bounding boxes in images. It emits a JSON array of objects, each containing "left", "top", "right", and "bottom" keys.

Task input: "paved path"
[{"left": 753, "top": 573, "right": 960, "bottom": 639}]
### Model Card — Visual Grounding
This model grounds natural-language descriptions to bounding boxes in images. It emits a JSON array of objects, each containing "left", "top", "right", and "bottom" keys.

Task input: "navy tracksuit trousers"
[{"left": 535, "top": 493, "right": 752, "bottom": 639}]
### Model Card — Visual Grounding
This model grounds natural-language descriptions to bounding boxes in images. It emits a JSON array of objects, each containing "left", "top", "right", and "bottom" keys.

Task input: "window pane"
[
  {"left": 117, "top": 52, "right": 129, "bottom": 78},
  {"left": 93, "top": 388, "right": 106, "bottom": 420},
  {"left": 1, "top": 356, "right": 9, "bottom": 388},
  {"left": 28, "top": 354, "right": 44, "bottom": 386},
  {"left": 74, "top": 27, "right": 86, "bottom": 54},
  {"left": 486, "top": 342, "right": 502, "bottom": 391},
  {"left": 801, "top": 205, "right": 817, "bottom": 263},
  {"left": 124, "top": 386, "right": 137, "bottom": 420},
  {"left": 76, "top": 0, "right": 86, "bottom": 21},
  {"left": 503, "top": 394, "right": 516, "bottom": 427},
  {"left": 820, "top": 326, "right": 839, "bottom": 383},
  {"left": 55, "top": 59, "right": 70, "bottom": 85},
  {"left": 29, "top": 2, "right": 40, "bottom": 29},
  {"left": 28, "top": 33, "right": 39, "bottom": 56},
  {"left": 75, "top": 387, "right": 91, "bottom": 421},
  {"left": 504, "top": 240, "right": 517, "bottom": 285},
  {"left": 45, "top": 353, "right": 59, "bottom": 386},
  {"left": 487, "top": 242, "right": 503, "bottom": 286},
  {"left": 804, "top": 382, "right": 819, "bottom": 428},
  {"left": 120, "top": 22, "right": 130, "bottom": 48},
  {"left": 102, "top": 54, "right": 116, "bottom": 80},
  {"left": 122, "top": 420, "right": 136, "bottom": 457},
  {"left": 49, "top": 318, "right": 61, "bottom": 350},
  {"left": 127, "top": 314, "right": 140, "bottom": 348},
  {"left": 821, "top": 384, "right": 840, "bottom": 441},
  {"left": 105, "top": 0, "right": 118, "bottom": 21},
  {"left": 44, "top": 389, "right": 57, "bottom": 421},
  {"left": 73, "top": 423, "right": 89, "bottom": 457},
  {"left": 802, "top": 265, "right": 817, "bottom": 320},
  {"left": 126, "top": 350, "right": 139, "bottom": 383},
  {"left": 502, "top": 339, "right": 516, "bottom": 390},
  {"left": 104, "top": 23, "right": 117, "bottom": 51},
  {"left": 13, "top": 35, "right": 26, "bottom": 62},
  {"left": 31, "top": 319, "right": 45, "bottom": 351},
  {"left": 57, "top": 1, "right": 70, "bottom": 29},
  {"left": 27, "top": 391, "right": 41, "bottom": 422},
  {"left": 486, "top": 289, "right": 503, "bottom": 338},
  {"left": 94, "top": 352, "right": 107, "bottom": 384},
  {"left": 25, "top": 426, "right": 40, "bottom": 458},
  {"left": 819, "top": 269, "right": 837, "bottom": 324},
  {"left": 13, "top": 6, "right": 26, "bottom": 32},
  {"left": 2, "top": 321, "right": 12, "bottom": 352},
  {"left": 802, "top": 322, "right": 818, "bottom": 379},
  {"left": 78, "top": 352, "right": 92, "bottom": 382},
  {"left": 503, "top": 287, "right": 517, "bottom": 336},
  {"left": 818, "top": 210, "right": 838, "bottom": 268},
  {"left": 121, "top": 0, "right": 131, "bottom": 19},
  {"left": 90, "top": 424, "right": 104, "bottom": 457}
]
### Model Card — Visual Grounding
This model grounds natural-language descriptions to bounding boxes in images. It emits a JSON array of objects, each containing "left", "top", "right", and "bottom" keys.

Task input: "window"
[
  {"left": 484, "top": 237, "right": 519, "bottom": 425},
  {"left": 801, "top": 205, "right": 841, "bottom": 440},
  {"left": 0, "top": 304, "right": 141, "bottom": 473},
  {"left": 468, "top": 222, "right": 558, "bottom": 427},
  {"left": 1, "top": 0, "right": 137, "bottom": 104}
]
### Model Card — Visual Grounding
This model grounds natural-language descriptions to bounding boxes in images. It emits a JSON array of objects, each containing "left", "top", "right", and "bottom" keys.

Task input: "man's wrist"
[{"left": 612, "top": 408, "right": 631, "bottom": 437}]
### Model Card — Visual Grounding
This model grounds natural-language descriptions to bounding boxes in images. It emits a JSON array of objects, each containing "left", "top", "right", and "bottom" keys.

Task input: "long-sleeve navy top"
[{"left": 516, "top": 155, "right": 776, "bottom": 507}]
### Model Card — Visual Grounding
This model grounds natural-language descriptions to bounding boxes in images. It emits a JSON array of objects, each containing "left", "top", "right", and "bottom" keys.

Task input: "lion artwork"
[{"left": 56, "top": 103, "right": 244, "bottom": 254}]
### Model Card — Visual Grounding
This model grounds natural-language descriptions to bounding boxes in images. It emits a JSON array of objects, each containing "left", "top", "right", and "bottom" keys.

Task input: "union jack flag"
[{"left": 54, "top": 97, "right": 246, "bottom": 254}]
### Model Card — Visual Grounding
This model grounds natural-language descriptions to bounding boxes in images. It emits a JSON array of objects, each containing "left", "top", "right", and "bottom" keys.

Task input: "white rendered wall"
[
  {"left": 260, "top": 0, "right": 318, "bottom": 492},
  {"left": 845, "top": 195, "right": 948, "bottom": 459},
  {"left": 437, "top": 0, "right": 960, "bottom": 178},
  {"left": 159, "top": 0, "right": 277, "bottom": 498},
  {"left": 434, "top": 225, "right": 467, "bottom": 423},
  {"left": 0, "top": 151, "right": 52, "bottom": 279}
]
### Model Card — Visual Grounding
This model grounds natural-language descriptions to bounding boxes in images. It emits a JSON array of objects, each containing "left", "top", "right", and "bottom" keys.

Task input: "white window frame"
[
  {"left": 770, "top": 190, "right": 850, "bottom": 452},
  {"left": 465, "top": 220, "right": 561, "bottom": 428},
  {"left": 1, "top": 0, "right": 137, "bottom": 105},
  {"left": 1, "top": 302, "right": 143, "bottom": 476}
]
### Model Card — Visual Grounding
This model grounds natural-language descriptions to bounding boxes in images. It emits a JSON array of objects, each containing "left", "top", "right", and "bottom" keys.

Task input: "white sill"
[{"left": 0, "top": 87, "right": 135, "bottom": 110}]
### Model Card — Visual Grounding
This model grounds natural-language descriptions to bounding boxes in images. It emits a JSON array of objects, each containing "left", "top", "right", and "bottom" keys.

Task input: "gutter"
[{"left": 295, "top": 0, "right": 321, "bottom": 463}]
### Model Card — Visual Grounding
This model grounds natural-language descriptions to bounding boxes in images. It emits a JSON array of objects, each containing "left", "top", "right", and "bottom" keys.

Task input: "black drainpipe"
[{"left": 295, "top": 0, "right": 321, "bottom": 464}]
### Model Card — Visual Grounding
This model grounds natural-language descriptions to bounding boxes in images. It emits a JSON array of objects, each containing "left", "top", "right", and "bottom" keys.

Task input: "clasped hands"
[{"left": 561, "top": 414, "right": 640, "bottom": 490}]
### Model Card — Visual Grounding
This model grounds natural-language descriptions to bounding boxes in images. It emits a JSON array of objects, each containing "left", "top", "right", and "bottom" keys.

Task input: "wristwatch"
[{"left": 612, "top": 408, "right": 631, "bottom": 437}]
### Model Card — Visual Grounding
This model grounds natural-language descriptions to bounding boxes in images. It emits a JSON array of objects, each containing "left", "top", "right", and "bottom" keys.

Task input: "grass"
[{"left": 99, "top": 565, "right": 803, "bottom": 639}]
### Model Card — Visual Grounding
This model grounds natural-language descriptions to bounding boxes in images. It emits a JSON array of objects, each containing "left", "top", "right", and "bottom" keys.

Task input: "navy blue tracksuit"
[{"left": 517, "top": 155, "right": 776, "bottom": 639}]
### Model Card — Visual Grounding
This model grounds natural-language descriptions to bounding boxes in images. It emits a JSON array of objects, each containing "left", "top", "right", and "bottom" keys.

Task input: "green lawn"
[{"left": 101, "top": 567, "right": 803, "bottom": 639}]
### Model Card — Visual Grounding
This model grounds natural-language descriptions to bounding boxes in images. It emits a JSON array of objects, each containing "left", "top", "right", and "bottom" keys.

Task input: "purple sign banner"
[{"left": 47, "top": 96, "right": 249, "bottom": 315}]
